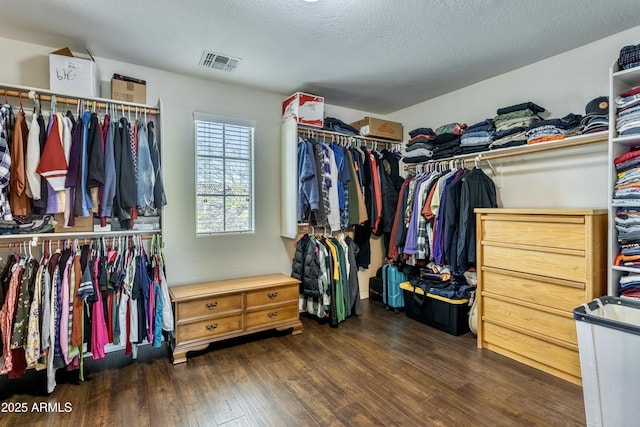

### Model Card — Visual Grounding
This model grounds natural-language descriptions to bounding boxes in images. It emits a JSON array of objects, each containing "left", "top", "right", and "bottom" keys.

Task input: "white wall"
[
  {"left": 387, "top": 25, "right": 640, "bottom": 210},
  {"left": 2, "top": 24, "right": 639, "bottom": 287},
  {"left": 0, "top": 36, "right": 377, "bottom": 287}
]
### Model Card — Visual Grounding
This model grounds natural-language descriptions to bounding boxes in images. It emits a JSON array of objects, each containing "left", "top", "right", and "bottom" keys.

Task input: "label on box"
[
  {"left": 111, "top": 74, "right": 147, "bottom": 104},
  {"left": 94, "top": 224, "right": 112, "bottom": 232}
]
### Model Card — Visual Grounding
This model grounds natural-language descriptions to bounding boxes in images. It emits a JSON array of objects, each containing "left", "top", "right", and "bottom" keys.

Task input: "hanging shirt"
[
  {"left": 25, "top": 113, "right": 42, "bottom": 200},
  {"left": 100, "top": 114, "right": 116, "bottom": 222},
  {"left": 136, "top": 121, "right": 155, "bottom": 210},
  {"left": 0, "top": 106, "right": 13, "bottom": 220},
  {"left": 37, "top": 114, "right": 68, "bottom": 191},
  {"left": 9, "top": 110, "right": 31, "bottom": 216},
  {"left": 148, "top": 121, "right": 167, "bottom": 209}
]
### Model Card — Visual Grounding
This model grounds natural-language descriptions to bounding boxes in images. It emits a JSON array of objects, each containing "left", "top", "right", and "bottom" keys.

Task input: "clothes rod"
[
  {"left": 0, "top": 229, "right": 160, "bottom": 244},
  {"left": 297, "top": 125, "right": 400, "bottom": 147},
  {"left": 0, "top": 83, "right": 159, "bottom": 115}
]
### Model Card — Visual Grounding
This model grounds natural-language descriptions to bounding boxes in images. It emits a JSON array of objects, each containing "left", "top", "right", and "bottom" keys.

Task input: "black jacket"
[{"left": 291, "top": 234, "right": 320, "bottom": 297}]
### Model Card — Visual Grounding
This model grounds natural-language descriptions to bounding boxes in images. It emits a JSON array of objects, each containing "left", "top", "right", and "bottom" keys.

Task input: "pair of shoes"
[{"left": 16, "top": 215, "right": 55, "bottom": 234}]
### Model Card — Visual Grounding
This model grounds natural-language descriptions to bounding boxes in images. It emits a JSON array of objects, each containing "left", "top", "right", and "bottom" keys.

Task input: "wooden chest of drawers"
[
  {"left": 475, "top": 209, "right": 607, "bottom": 385},
  {"left": 169, "top": 273, "right": 302, "bottom": 364}
]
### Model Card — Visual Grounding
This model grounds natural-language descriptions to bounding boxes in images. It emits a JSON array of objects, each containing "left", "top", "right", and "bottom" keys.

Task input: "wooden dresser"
[
  {"left": 169, "top": 273, "right": 302, "bottom": 364},
  {"left": 475, "top": 209, "right": 607, "bottom": 385}
]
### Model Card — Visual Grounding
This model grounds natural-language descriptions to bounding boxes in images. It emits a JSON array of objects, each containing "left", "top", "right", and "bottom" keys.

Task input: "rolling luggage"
[
  {"left": 382, "top": 264, "right": 406, "bottom": 313},
  {"left": 369, "top": 267, "right": 384, "bottom": 302}
]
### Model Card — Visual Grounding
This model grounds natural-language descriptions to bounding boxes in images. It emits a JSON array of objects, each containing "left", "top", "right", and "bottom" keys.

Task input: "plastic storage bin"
[
  {"left": 400, "top": 281, "right": 470, "bottom": 336},
  {"left": 574, "top": 296, "right": 640, "bottom": 427}
]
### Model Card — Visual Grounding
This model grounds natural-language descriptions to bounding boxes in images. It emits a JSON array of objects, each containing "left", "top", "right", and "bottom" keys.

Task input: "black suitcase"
[{"left": 369, "top": 267, "right": 383, "bottom": 302}]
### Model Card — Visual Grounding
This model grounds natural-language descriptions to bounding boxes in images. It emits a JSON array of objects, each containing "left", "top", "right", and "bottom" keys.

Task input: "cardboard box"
[
  {"left": 282, "top": 92, "right": 324, "bottom": 128},
  {"left": 49, "top": 47, "right": 101, "bottom": 97},
  {"left": 54, "top": 214, "right": 94, "bottom": 233},
  {"left": 351, "top": 117, "right": 403, "bottom": 141},
  {"left": 111, "top": 74, "right": 147, "bottom": 104}
]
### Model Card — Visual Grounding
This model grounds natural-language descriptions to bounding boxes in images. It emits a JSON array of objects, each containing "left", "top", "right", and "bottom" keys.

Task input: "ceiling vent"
[{"left": 199, "top": 50, "right": 242, "bottom": 73}]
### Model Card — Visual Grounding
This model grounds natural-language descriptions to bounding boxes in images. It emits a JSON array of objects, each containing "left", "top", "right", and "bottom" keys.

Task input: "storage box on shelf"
[
  {"left": 49, "top": 47, "right": 101, "bottom": 97},
  {"left": 111, "top": 74, "right": 146, "bottom": 104},
  {"left": 282, "top": 92, "right": 324, "bottom": 128},
  {"left": 609, "top": 63, "right": 640, "bottom": 298},
  {"left": 350, "top": 117, "right": 403, "bottom": 141}
]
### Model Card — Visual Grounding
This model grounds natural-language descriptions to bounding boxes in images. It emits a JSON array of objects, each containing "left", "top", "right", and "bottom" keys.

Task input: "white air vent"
[{"left": 199, "top": 50, "right": 242, "bottom": 73}]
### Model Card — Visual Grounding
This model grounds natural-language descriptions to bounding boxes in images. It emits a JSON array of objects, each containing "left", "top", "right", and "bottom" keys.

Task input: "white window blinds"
[{"left": 194, "top": 112, "right": 255, "bottom": 234}]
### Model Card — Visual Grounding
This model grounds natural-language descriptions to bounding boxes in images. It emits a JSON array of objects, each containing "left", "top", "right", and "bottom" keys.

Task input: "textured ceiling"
[{"left": 0, "top": 0, "right": 640, "bottom": 114}]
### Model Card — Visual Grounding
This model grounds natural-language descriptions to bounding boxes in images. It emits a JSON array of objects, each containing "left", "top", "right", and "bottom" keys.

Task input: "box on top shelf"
[
  {"left": 49, "top": 47, "right": 101, "bottom": 98},
  {"left": 111, "top": 74, "right": 147, "bottom": 104},
  {"left": 351, "top": 117, "right": 403, "bottom": 141},
  {"left": 282, "top": 92, "right": 324, "bottom": 128}
]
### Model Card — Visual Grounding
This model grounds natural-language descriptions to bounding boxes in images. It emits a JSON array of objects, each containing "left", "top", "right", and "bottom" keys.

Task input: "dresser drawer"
[
  {"left": 176, "top": 314, "right": 243, "bottom": 343},
  {"left": 481, "top": 216, "right": 585, "bottom": 250},
  {"left": 176, "top": 293, "right": 243, "bottom": 321},
  {"left": 245, "top": 303, "right": 299, "bottom": 329},
  {"left": 482, "top": 322, "right": 581, "bottom": 379},
  {"left": 482, "top": 244, "right": 585, "bottom": 283},
  {"left": 246, "top": 284, "right": 299, "bottom": 308},
  {"left": 482, "top": 296, "right": 578, "bottom": 346},
  {"left": 482, "top": 267, "right": 585, "bottom": 312}
]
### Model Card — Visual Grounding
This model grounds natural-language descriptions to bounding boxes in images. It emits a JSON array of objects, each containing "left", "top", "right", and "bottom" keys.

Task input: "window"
[{"left": 194, "top": 112, "right": 255, "bottom": 235}]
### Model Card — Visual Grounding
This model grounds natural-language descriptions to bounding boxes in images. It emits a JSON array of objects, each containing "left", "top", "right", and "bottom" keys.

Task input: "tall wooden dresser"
[{"left": 475, "top": 209, "right": 607, "bottom": 385}]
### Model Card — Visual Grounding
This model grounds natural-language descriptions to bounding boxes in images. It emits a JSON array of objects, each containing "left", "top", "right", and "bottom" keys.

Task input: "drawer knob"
[
  {"left": 205, "top": 302, "right": 218, "bottom": 310},
  {"left": 268, "top": 311, "right": 278, "bottom": 319},
  {"left": 267, "top": 292, "right": 278, "bottom": 299},
  {"left": 206, "top": 323, "right": 218, "bottom": 331}
]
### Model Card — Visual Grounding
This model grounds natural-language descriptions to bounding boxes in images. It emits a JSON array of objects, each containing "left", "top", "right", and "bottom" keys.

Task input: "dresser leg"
[
  {"left": 172, "top": 349, "right": 187, "bottom": 364},
  {"left": 290, "top": 322, "right": 303, "bottom": 335}
]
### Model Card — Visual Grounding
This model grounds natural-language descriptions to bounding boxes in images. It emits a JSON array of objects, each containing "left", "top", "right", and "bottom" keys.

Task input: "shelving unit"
[
  {"left": 0, "top": 82, "right": 163, "bottom": 243},
  {"left": 608, "top": 63, "right": 640, "bottom": 297},
  {"left": 280, "top": 119, "right": 398, "bottom": 239}
]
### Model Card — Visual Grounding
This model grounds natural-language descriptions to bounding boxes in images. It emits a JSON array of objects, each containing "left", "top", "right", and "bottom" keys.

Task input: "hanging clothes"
[
  {"left": 0, "top": 234, "right": 171, "bottom": 393},
  {"left": 389, "top": 165, "right": 497, "bottom": 274},
  {"left": 292, "top": 231, "right": 361, "bottom": 327}
]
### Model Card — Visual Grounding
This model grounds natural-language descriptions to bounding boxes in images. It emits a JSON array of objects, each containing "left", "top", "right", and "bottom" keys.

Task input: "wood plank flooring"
[{"left": 0, "top": 299, "right": 586, "bottom": 426}]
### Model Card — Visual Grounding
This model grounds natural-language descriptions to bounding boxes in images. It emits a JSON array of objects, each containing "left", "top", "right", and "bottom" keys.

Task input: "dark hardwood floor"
[{"left": 0, "top": 299, "right": 586, "bottom": 426}]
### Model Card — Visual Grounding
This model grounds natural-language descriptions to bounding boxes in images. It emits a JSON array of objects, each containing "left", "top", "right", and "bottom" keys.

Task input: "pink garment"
[
  {"left": 59, "top": 259, "right": 73, "bottom": 365},
  {"left": 91, "top": 258, "right": 109, "bottom": 359},
  {"left": 0, "top": 265, "right": 23, "bottom": 374}
]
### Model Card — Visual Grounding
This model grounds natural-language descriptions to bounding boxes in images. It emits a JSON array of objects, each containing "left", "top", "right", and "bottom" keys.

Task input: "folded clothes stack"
[
  {"left": 615, "top": 86, "right": 640, "bottom": 137},
  {"left": 402, "top": 128, "right": 436, "bottom": 163},
  {"left": 489, "top": 101, "right": 544, "bottom": 149},
  {"left": 525, "top": 113, "right": 583, "bottom": 145},
  {"left": 618, "top": 43, "right": 640, "bottom": 71},
  {"left": 0, "top": 214, "right": 56, "bottom": 235},
  {"left": 459, "top": 118, "right": 494, "bottom": 154},
  {"left": 402, "top": 124, "right": 466, "bottom": 163},
  {"left": 323, "top": 117, "right": 359, "bottom": 136}
]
